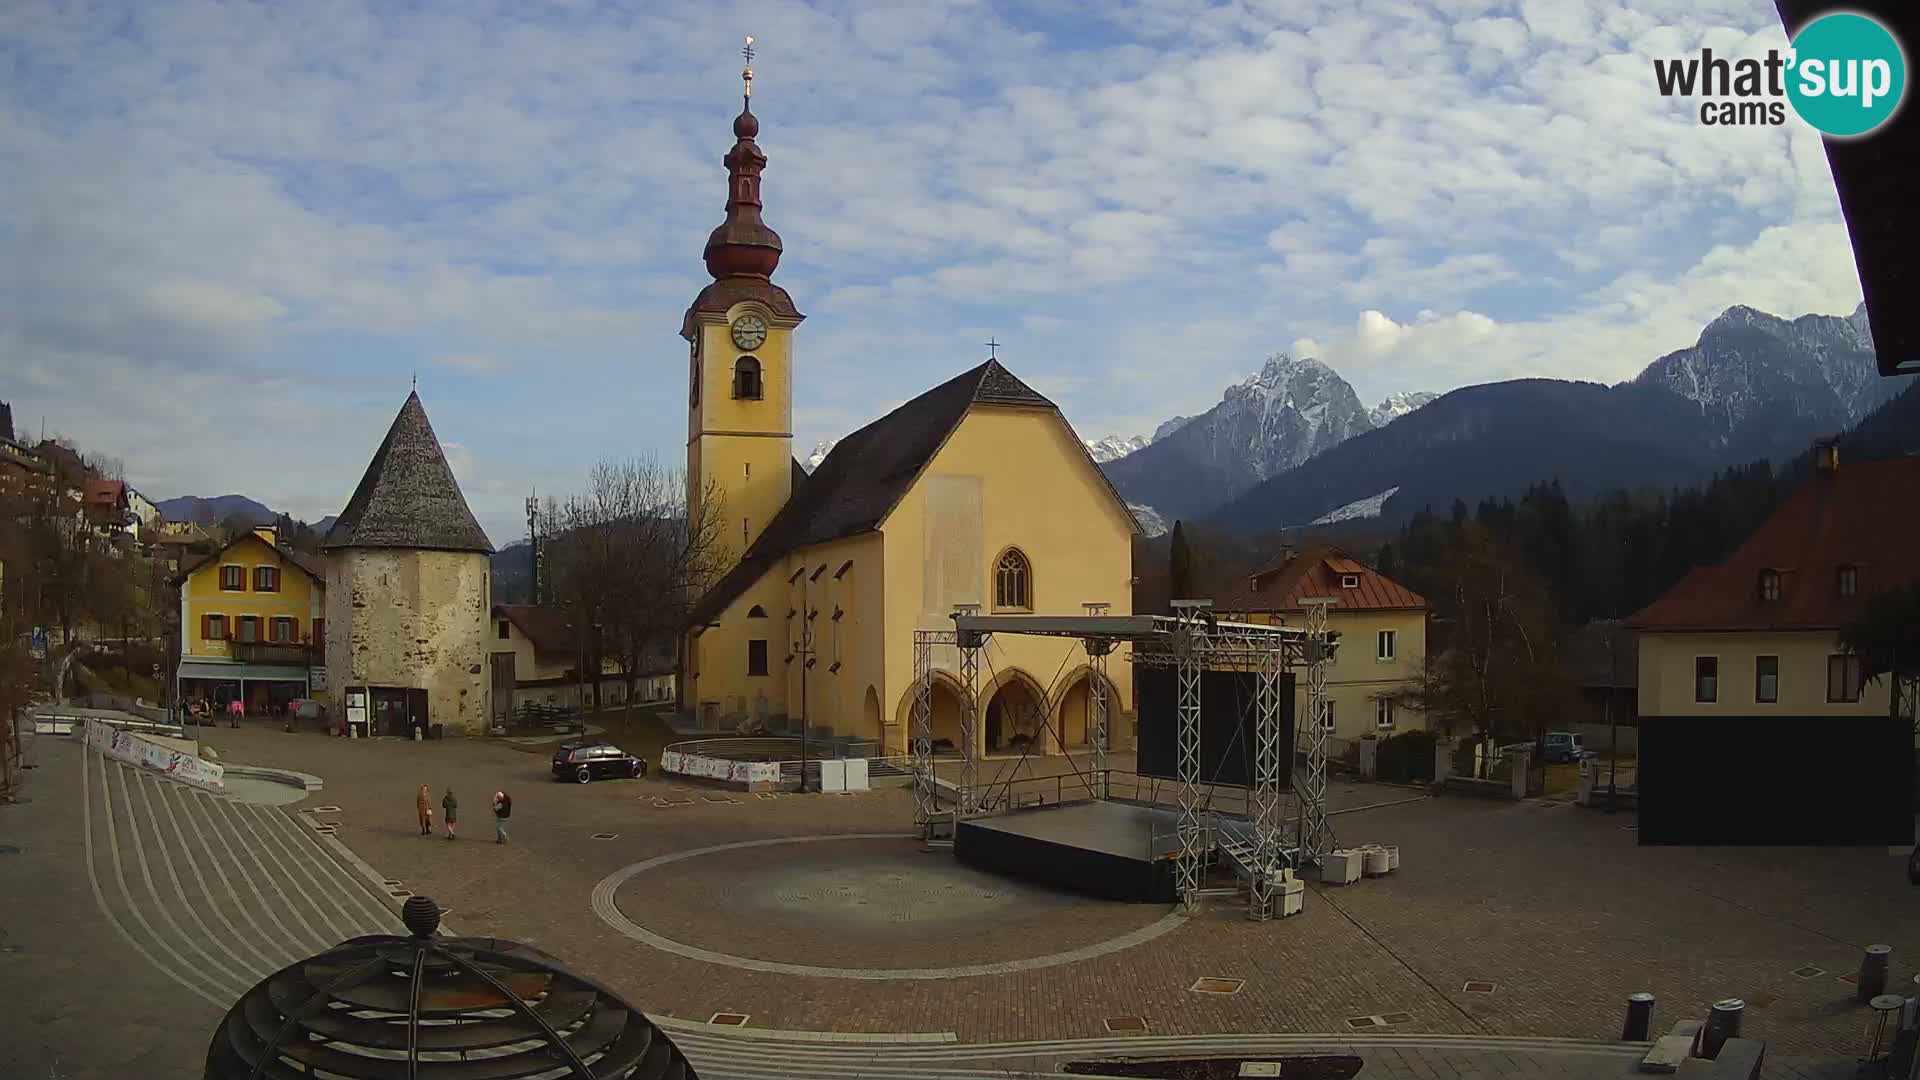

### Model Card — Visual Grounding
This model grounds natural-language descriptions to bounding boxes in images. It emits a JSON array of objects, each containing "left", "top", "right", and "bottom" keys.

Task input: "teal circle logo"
[{"left": 1785, "top": 12, "right": 1907, "bottom": 137}]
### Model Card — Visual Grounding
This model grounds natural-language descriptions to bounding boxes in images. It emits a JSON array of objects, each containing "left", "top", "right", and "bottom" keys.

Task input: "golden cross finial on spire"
[{"left": 742, "top": 35, "right": 755, "bottom": 99}]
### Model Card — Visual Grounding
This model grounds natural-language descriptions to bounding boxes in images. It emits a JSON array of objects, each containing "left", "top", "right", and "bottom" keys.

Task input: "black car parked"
[{"left": 551, "top": 743, "right": 649, "bottom": 784}]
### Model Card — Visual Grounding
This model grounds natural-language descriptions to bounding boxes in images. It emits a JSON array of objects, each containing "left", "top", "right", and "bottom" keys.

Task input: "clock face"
[{"left": 730, "top": 315, "right": 769, "bottom": 351}]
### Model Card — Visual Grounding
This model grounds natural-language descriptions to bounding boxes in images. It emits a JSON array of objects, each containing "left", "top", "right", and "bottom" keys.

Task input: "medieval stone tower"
[{"left": 322, "top": 392, "right": 495, "bottom": 735}]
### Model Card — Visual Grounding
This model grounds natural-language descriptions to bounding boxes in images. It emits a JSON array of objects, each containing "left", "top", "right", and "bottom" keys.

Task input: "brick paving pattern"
[{"left": 192, "top": 727, "right": 1917, "bottom": 1060}]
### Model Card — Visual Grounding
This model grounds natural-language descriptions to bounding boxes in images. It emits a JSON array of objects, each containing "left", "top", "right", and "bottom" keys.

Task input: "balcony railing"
[{"left": 229, "top": 641, "right": 318, "bottom": 666}]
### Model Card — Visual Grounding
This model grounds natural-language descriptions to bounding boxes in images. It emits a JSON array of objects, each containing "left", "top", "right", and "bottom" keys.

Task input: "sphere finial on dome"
[
  {"left": 703, "top": 35, "right": 783, "bottom": 280},
  {"left": 401, "top": 895, "right": 442, "bottom": 938}
]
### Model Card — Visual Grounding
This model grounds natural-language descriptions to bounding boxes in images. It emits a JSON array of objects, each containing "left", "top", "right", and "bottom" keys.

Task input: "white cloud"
[{"left": 0, "top": 0, "right": 1869, "bottom": 511}]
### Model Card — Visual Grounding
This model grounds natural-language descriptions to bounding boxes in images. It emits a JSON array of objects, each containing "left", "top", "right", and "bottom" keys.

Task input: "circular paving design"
[{"left": 592, "top": 833, "right": 1186, "bottom": 980}]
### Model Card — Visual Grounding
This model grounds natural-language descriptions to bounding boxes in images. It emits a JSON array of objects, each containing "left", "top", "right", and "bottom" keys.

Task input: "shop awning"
[{"left": 177, "top": 660, "right": 313, "bottom": 684}]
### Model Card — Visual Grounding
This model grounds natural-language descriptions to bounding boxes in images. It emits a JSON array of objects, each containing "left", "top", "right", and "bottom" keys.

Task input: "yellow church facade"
[{"left": 678, "top": 79, "right": 1138, "bottom": 757}]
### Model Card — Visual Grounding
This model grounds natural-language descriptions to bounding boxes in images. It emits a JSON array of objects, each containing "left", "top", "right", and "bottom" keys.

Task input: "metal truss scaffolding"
[
  {"left": 1247, "top": 631, "right": 1284, "bottom": 919},
  {"left": 1171, "top": 602, "right": 1208, "bottom": 912},
  {"left": 1296, "top": 599, "right": 1335, "bottom": 863},
  {"left": 905, "top": 606, "right": 1336, "bottom": 916},
  {"left": 909, "top": 628, "right": 951, "bottom": 836},
  {"left": 1087, "top": 649, "right": 1113, "bottom": 800}
]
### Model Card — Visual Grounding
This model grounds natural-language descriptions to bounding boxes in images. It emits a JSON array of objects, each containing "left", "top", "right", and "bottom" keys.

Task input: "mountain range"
[
  {"left": 1098, "top": 357, "right": 1442, "bottom": 526},
  {"left": 154, "top": 493, "right": 335, "bottom": 535},
  {"left": 175, "top": 301, "right": 1896, "bottom": 567},
  {"left": 1179, "top": 302, "right": 1904, "bottom": 538}
]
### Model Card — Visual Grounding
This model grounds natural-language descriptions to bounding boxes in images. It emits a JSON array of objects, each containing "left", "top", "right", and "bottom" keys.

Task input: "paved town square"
[{"left": 4, "top": 721, "right": 1909, "bottom": 1078}]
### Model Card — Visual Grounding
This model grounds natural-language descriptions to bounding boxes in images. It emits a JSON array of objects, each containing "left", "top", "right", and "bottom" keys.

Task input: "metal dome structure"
[{"left": 204, "top": 896, "right": 700, "bottom": 1079}]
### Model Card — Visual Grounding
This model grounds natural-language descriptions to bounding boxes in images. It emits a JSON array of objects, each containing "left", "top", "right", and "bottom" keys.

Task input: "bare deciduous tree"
[
  {"left": 544, "top": 457, "right": 728, "bottom": 716},
  {"left": 1397, "top": 522, "right": 1572, "bottom": 754}
]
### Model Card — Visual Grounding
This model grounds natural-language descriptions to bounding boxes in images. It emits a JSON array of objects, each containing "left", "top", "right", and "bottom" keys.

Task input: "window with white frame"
[
  {"left": 1377, "top": 629, "right": 1396, "bottom": 660},
  {"left": 1827, "top": 653, "right": 1862, "bottom": 703},
  {"left": 1375, "top": 696, "right": 1395, "bottom": 730},
  {"left": 1694, "top": 656, "right": 1718, "bottom": 703},
  {"left": 1321, "top": 700, "right": 1337, "bottom": 731}
]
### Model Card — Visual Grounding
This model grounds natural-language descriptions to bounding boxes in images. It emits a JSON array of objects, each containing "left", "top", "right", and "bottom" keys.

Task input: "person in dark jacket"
[
  {"left": 441, "top": 788, "right": 458, "bottom": 840},
  {"left": 493, "top": 790, "right": 511, "bottom": 843}
]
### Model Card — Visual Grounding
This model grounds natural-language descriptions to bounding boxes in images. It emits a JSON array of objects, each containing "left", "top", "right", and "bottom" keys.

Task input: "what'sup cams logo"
[{"left": 1653, "top": 11, "right": 1907, "bottom": 137}]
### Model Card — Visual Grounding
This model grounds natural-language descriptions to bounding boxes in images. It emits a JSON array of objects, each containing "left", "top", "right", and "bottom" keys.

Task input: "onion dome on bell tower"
[
  {"left": 680, "top": 36, "right": 803, "bottom": 344},
  {"left": 703, "top": 36, "right": 783, "bottom": 280}
]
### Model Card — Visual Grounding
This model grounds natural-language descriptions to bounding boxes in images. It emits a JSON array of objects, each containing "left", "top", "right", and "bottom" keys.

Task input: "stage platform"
[{"left": 954, "top": 799, "right": 1188, "bottom": 903}]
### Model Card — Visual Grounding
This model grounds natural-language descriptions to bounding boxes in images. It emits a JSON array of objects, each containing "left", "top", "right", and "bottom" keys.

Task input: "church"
[{"left": 679, "top": 62, "right": 1139, "bottom": 758}]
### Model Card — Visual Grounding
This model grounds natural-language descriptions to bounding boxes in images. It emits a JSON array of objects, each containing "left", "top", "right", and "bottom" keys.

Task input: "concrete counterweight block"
[
  {"left": 1362, "top": 846, "right": 1391, "bottom": 877},
  {"left": 1275, "top": 870, "right": 1305, "bottom": 917},
  {"left": 1383, "top": 844, "right": 1400, "bottom": 871},
  {"left": 1322, "top": 849, "right": 1361, "bottom": 885}
]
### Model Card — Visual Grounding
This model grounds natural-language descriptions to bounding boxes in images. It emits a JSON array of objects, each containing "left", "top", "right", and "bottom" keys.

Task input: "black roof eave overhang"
[{"left": 1775, "top": 0, "right": 1919, "bottom": 377}]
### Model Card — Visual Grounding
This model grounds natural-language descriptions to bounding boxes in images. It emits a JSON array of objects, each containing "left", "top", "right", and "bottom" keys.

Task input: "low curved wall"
[
  {"left": 85, "top": 717, "right": 224, "bottom": 791},
  {"left": 660, "top": 748, "right": 782, "bottom": 786}
]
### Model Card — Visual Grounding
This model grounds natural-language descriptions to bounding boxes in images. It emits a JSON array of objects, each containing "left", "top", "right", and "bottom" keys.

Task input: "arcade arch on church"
[{"left": 984, "top": 671, "right": 1047, "bottom": 755}]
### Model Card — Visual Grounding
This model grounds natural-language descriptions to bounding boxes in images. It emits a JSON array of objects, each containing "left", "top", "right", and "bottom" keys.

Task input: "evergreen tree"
[
  {"left": 1167, "top": 521, "right": 1195, "bottom": 601},
  {"left": 1838, "top": 583, "right": 1920, "bottom": 723}
]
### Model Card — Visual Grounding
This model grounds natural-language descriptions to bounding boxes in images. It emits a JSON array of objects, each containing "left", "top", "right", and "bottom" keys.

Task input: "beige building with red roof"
[
  {"left": 1209, "top": 546, "right": 1430, "bottom": 741},
  {"left": 489, "top": 605, "right": 674, "bottom": 719},
  {"left": 1628, "top": 441, "right": 1916, "bottom": 723}
]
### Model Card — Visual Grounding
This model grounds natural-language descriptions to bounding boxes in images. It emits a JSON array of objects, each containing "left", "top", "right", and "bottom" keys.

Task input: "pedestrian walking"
[
  {"left": 228, "top": 697, "right": 244, "bottom": 728},
  {"left": 441, "top": 787, "right": 458, "bottom": 840},
  {"left": 416, "top": 784, "right": 433, "bottom": 836},
  {"left": 492, "top": 790, "right": 511, "bottom": 843}
]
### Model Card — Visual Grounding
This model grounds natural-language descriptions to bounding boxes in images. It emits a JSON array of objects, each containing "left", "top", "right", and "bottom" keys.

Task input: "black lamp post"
[
  {"left": 796, "top": 572, "right": 814, "bottom": 792},
  {"left": 1606, "top": 622, "right": 1620, "bottom": 811}
]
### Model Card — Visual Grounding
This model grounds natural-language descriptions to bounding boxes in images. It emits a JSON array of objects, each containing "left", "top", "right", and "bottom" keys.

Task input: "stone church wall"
[{"left": 323, "top": 548, "right": 491, "bottom": 735}]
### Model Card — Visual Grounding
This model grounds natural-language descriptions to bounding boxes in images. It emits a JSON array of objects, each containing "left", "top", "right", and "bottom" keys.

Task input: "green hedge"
[{"left": 1377, "top": 729, "right": 1438, "bottom": 783}]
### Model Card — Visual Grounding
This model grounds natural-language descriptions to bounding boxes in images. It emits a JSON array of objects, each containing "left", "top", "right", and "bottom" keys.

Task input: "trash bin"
[{"left": 429, "top": 723, "right": 444, "bottom": 741}]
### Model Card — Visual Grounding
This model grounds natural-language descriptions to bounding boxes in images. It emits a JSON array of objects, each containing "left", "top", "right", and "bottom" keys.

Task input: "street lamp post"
[
  {"left": 1606, "top": 623, "right": 1620, "bottom": 810},
  {"left": 575, "top": 605, "right": 588, "bottom": 738},
  {"left": 795, "top": 572, "right": 814, "bottom": 793}
]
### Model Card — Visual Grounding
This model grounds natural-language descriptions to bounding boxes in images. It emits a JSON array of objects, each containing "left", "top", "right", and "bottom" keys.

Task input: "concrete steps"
[{"left": 80, "top": 743, "right": 401, "bottom": 1009}]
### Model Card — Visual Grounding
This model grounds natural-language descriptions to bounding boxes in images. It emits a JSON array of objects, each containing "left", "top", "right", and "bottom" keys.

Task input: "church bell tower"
[{"left": 681, "top": 36, "right": 804, "bottom": 565}]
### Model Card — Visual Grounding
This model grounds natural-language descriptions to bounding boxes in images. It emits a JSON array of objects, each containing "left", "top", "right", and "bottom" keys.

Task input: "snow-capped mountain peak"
[
  {"left": 1085, "top": 434, "right": 1151, "bottom": 464},
  {"left": 1634, "top": 299, "right": 1899, "bottom": 455},
  {"left": 801, "top": 440, "right": 837, "bottom": 473},
  {"left": 1368, "top": 391, "right": 1439, "bottom": 427}
]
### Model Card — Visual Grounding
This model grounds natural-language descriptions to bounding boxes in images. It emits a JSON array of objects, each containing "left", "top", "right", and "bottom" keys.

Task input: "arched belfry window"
[
  {"left": 747, "top": 605, "right": 768, "bottom": 618},
  {"left": 994, "top": 548, "right": 1032, "bottom": 611},
  {"left": 733, "top": 356, "right": 763, "bottom": 400}
]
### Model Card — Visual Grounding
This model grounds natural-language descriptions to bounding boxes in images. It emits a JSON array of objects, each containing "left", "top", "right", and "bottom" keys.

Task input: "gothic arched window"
[
  {"left": 994, "top": 548, "right": 1032, "bottom": 611},
  {"left": 733, "top": 356, "right": 763, "bottom": 400}
]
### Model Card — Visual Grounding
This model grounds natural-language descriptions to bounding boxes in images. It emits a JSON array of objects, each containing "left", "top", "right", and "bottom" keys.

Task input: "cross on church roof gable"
[{"left": 688, "top": 358, "right": 1129, "bottom": 627}]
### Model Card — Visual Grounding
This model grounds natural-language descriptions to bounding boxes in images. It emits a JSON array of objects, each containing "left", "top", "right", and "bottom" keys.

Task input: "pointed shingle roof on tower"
[{"left": 323, "top": 392, "right": 494, "bottom": 554}]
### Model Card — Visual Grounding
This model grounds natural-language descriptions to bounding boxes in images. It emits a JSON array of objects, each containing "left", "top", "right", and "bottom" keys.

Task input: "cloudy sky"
[{"left": 0, "top": 0, "right": 1871, "bottom": 546}]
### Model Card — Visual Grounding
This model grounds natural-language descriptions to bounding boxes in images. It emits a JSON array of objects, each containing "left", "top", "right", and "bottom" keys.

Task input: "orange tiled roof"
[
  {"left": 1210, "top": 545, "right": 1427, "bottom": 614},
  {"left": 1628, "top": 456, "right": 1920, "bottom": 631},
  {"left": 83, "top": 478, "right": 123, "bottom": 506}
]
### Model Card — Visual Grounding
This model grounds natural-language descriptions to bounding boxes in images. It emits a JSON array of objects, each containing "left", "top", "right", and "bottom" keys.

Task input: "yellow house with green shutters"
[
  {"left": 175, "top": 526, "right": 328, "bottom": 715},
  {"left": 679, "top": 93, "right": 1139, "bottom": 756}
]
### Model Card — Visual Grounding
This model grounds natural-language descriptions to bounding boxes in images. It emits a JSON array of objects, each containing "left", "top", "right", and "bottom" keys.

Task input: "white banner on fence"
[
  {"left": 84, "top": 718, "right": 225, "bottom": 791},
  {"left": 660, "top": 750, "right": 780, "bottom": 785}
]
